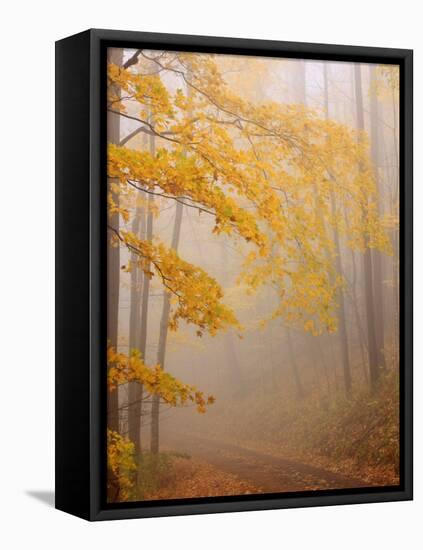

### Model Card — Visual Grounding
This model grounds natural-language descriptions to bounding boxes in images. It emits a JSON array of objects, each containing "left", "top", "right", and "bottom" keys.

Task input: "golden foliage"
[
  {"left": 110, "top": 228, "right": 239, "bottom": 336},
  {"left": 373, "top": 65, "right": 400, "bottom": 99},
  {"left": 107, "top": 345, "right": 215, "bottom": 413},
  {"left": 108, "top": 51, "right": 392, "bottom": 335},
  {"left": 108, "top": 144, "right": 267, "bottom": 251},
  {"left": 107, "top": 429, "right": 137, "bottom": 501}
]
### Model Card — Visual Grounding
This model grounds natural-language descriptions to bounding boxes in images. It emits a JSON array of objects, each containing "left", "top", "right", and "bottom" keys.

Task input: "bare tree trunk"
[
  {"left": 128, "top": 127, "right": 155, "bottom": 458},
  {"left": 286, "top": 329, "right": 304, "bottom": 398},
  {"left": 224, "top": 332, "right": 245, "bottom": 395},
  {"left": 107, "top": 48, "right": 123, "bottom": 432},
  {"left": 349, "top": 288, "right": 369, "bottom": 383},
  {"left": 127, "top": 206, "right": 145, "bottom": 455},
  {"left": 354, "top": 64, "right": 380, "bottom": 391},
  {"left": 293, "top": 58, "right": 306, "bottom": 104},
  {"left": 369, "top": 66, "right": 386, "bottom": 372},
  {"left": 330, "top": 205, "right": 352, "bottom": 395},
  {"left": 343, "top": 201, "right": 369, "bottom": 382},
  {"left": 150, "top": 202, "right": 184, "bottom": 454},
  {"left": 221, "top": 236, "right": 245, "bottom": 396},
  {"left": 391, "top": 83, "right": 400, "bottom": 366},
  {"left": 315, "top": 337, "right": 331, "bottom": 395},
  {"left": 323, "top": 63, "right": 352, "bottom": 396}
]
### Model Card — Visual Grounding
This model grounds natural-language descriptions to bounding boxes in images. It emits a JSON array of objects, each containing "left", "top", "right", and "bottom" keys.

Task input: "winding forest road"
[{"left": 166, "top": 432, "right": 370, "bottom": 493}]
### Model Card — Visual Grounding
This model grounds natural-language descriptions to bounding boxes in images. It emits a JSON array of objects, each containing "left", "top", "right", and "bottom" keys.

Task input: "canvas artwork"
[{"left": 106, "top": 47, "right": 400, "bottom": 504}]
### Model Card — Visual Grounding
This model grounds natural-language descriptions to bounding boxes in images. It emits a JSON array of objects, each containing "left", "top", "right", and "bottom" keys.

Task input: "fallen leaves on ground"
[{"left": 144, "top": 456, "right": 260, "bottom": 500}]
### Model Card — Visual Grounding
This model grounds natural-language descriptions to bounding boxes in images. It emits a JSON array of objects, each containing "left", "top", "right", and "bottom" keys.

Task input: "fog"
[{"left": 107, "top": 49, "right": 399, "bottom": 501}]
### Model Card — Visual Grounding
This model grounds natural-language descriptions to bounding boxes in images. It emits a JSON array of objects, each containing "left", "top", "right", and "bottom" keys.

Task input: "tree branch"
[
  {"left": 119, "top": 126, "right": 151, "bottom": 146},
  {"left": 125, "top": 179, "right": 216, "bottom": 217},
  {"left": 107, "top": 224, "right": 182, "bottom": 299},
  {"left": 123, "top": 49, "right": 142, "bottom": 69}
]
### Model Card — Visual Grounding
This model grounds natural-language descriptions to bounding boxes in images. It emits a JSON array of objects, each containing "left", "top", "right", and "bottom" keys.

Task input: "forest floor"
[
  {"left": 146, "top": 433, "right": 371, "bottom": 499},
  {"left": 174, "top": 368, "right": 400, "bottom": 489},
  {"left": 145, "top": 454, "right": 258, "bottom": 500},
  {"left": 224, "top": 435, "right": 399, "bottom": 487},
  {"left": 143, "top": 371, "right": 399, "bottom": 499}
]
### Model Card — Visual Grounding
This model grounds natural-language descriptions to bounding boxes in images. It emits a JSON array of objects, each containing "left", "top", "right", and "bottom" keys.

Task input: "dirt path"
[{"left": 165, "top": 432, "right": 371, "bottom": 493}]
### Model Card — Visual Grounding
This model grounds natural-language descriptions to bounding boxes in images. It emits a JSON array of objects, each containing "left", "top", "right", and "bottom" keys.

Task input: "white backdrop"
[{"left": 1, "top": 1, "right": 420, "bottom": 548}]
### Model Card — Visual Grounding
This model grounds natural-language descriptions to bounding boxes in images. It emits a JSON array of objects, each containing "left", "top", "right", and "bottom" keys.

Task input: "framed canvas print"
[{"left": 55, "top": 29, "right": 413, "bottom": 521}]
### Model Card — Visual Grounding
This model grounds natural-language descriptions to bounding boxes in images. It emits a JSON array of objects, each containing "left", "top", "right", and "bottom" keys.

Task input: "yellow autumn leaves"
[
  {"left": 108, "top": 345, "right": 215, "bottom": 412},
  {"left": 106, "top": 51, "right": 397, "bottom": 501},
  {"left": 108, "top": 51, "right": 392, "bottom": 337},
  {"left": 107, "top": 429, "right": 137, "bottom": 501},
  {"left": 110, "top": 228, "right": 238, "bottom": 336},
  {"left": 108, "top": 144, "right": 267, "bottom": 251}
]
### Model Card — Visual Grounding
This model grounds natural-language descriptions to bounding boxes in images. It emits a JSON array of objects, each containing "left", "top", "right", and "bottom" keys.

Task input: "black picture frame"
[{"left": 55, "top": 28, "right": 413, "bottom": 521}]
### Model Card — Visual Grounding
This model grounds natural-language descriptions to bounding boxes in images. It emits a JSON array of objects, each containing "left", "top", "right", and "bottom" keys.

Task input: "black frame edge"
[
  {"left": 55, "top": 29, "right": 92, "bottom": 521},
  {"left": 88, "top": 28, "right": 411, "bottom": 62},
  {"left": 93, "top": 488, "right": 411, "bottom": 521},
  {"left": 400, "top": 48, "right": 413, "bottom": 501}
]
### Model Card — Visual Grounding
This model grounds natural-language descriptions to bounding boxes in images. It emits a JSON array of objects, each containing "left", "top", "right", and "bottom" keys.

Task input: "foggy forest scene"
[{"left": 106, "top": 47, "right": 400, "bottom": 503}]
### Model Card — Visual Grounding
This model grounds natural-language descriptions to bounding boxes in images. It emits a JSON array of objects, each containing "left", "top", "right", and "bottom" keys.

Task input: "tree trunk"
[
  {"left": 107, "top": 48, "right": 123, "bottom": 432},
  {"left": 369, "top": 66, "right": 386, "bottom": 372},
  {"left": 127, "top": 206, "right": 145, "bottom": 454},
  {"left": 150, "top": 201, "right": 184, "bottom": 454},
  {"left": 221, "top": 236, "right": 245, "bottom": 396},
  {"left": 296, "top": 59, "right": 306, "bottom": 104},
  {"left": 286, "top": 329, "right": 304, "bottom": 398},
  {"left": 323, "top": 63, "right": 352, "bottom": 396},
  {"left": 315, "top": 337, "right": 331, "bottom": 396},
  {"left": 128, "top": 127, "right": 155, "bottom": 457},
  {"left": 390, "top": 80, "right": 400, "bottom": 365},
  {"left": 343, "top": 201, "right": 369, "bottom": 382},
  {"left": 330, "top": 207, "right": 352, "bottom": 395},
  {"left": 354, "top": 64, "right": 380, "bottom": 391}
]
